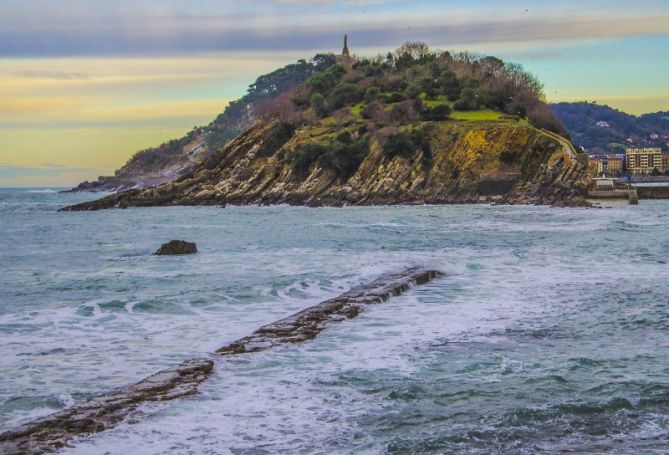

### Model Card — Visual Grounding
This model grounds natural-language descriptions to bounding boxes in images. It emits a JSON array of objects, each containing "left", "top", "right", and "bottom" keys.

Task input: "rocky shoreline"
[
  {"left": 0, "top": 269, "right": 440, "bottom": 454},
  {"left": 59, "top": 120, "right": 590, "bottom": 212}
]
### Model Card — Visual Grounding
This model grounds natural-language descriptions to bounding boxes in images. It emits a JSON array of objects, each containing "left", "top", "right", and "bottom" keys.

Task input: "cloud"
[
  {"left": 13, "top": 70, "right": 91, "bottom": 80},
  {"left": 0, "top": 163, "right": 93, "bottom": 178},
  {"left": 0, "top": 3, "right": 667, "bottom": 56}
]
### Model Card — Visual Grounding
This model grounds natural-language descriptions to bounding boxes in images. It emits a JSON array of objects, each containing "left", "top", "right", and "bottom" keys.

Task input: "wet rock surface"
[
  {"left": 217, "top": 269, "right": 440, "bottom": 354},
  {"left": 0, "top": 269, "right": 439, "bottom": 453},
  {"left": 0, "top": 358, "right": 213, "bottom": 455},
  {"left": 155, "top": 240, "right": 197, "bottom": 255}
]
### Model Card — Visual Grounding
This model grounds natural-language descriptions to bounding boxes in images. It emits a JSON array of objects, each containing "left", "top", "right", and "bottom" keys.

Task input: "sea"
[{"left": 1, "top": 188, "right": 668, "bottom": 454}]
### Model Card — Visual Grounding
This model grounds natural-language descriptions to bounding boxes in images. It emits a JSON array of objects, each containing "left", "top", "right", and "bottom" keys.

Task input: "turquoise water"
[{"left": 1, "top": 188, "right": 669, "bottom": 454}]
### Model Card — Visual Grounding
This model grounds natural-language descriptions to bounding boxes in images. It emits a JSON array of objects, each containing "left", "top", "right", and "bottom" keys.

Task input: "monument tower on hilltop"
[{"left": 342, "top": 34, "right": 350, "bottom": 57}]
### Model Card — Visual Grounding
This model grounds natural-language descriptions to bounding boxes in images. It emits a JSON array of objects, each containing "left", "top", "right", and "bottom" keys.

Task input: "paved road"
[{"left": 540, "top": 129, "right": 577, "bottom": 161}]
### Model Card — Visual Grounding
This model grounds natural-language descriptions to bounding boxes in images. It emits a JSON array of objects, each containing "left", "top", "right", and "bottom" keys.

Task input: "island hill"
[{"left": 63, "top": 41, "right": 589, "bottom": 211}]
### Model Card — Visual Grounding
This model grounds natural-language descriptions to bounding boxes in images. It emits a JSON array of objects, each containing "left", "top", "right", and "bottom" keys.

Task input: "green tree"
[
  {"left": 404, "top": 83, "right": 422, "bottom": 100},
  {"left": 307, "top": 64, "right": 345, "bottom": 94},
  {"left": 310, "top": 93, "right": 327, "bottom": 117},
  {"left": 364, "top": 86, "right": 381, "bottom": 103},
  {"left": 422, "top": 104, "right": 452, "bottom": 121},
  {"left": 330, "top": 83, "right": 364, "bottom": 109},
  {"left": 454, "top": 87, "right": 480, "bottom": 111}
]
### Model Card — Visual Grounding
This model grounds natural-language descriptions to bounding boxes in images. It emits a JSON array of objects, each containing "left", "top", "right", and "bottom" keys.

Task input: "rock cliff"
[{"left": 61, "top": 116, "right": 589, "bottom": 211}]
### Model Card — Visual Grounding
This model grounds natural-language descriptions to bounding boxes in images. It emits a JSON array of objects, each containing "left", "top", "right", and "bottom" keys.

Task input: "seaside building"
[
  {"left": 663, "top": 152, "right": 669, "bottom": 173},
  {"left": 625, "top": 148, "right": 663, "bottom": 175},
  {"left": 589, "top": 155, "right": 625, "bottom": 176},
  {"left": 605, "top": 155, "right": 624, "bottom": 176},
  {"left": 588, "top": 155, "right": 602, "bottom": 175},
  {"left": 594, "top": 177, "right": 615, "bottom": 190}
]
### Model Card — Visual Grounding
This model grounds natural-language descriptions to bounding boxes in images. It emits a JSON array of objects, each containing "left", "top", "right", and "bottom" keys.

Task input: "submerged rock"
[{"left": 155, "top": 240, "right": 197, "bottom": 255}]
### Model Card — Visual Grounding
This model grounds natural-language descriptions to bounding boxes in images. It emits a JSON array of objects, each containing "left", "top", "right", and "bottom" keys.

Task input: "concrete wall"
[{"left": 637, "top": 186, "right": 669, "bottom": 199}]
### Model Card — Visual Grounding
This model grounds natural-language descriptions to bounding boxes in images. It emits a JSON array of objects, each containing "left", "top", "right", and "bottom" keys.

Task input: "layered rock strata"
[{"left": 60, "top": 120, "right": 589, "bottom": 212}]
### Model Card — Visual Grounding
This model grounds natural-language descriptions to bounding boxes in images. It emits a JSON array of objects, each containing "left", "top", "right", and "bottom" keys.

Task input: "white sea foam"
[
  {"left": 2, "top": 193, "right": 669, "bottom": 453},
  {"left": 24, "top": 189, "right": 57, "bottom": 193}
]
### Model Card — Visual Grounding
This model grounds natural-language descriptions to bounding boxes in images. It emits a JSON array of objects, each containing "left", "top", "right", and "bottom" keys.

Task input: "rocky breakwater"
[
  {"left": 218, "top": 269, "right": 440, "bottom": 354},
  {"left": 0, "top": 359, "right": 213, "bottom": 455},
  {"left": 60, "top": 118, "right": 589, "bottom": 212},
  {"left": 0, "top": 269, "right": 439, "bottom": 454}
]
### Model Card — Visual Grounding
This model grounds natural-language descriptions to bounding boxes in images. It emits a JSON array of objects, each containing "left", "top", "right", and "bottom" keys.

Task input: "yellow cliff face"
[{"left": 62, "top": 116, "right": 590, "bottom": 211}]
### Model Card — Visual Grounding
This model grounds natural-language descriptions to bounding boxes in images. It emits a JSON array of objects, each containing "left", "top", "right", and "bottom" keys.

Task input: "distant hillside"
[
  {"left": 551, "top": 102, "right": 669, "bottom": 155},
  {"left": 62, "top": 43, "right": 589, "bottom": 211},
  {"left": 69, "top": 54, "right": 337, "bottom": 192}
]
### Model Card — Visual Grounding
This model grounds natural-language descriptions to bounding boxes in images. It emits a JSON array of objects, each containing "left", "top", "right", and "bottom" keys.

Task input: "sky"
[{"left": 1, "top": 0, "right": 668, "bottom": 187}]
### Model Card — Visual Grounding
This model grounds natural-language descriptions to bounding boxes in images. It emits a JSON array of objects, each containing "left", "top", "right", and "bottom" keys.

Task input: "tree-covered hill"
[
  {"left": 63, "top": 42, "right": 590, "bottom": 211},
  {"left": 551, "top": 102, "right": 669, "bottom": 154},
  {"left": 70, "top": 42, "right": 567, "bottom": 192}
]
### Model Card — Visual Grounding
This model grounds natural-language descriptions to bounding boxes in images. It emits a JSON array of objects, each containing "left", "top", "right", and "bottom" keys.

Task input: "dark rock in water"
[
  {"left": 0, "top": 358, "right": 213, "bottom": 455},
  {"left": 155, "top": 240, "right": 197, "bottom": 256}
]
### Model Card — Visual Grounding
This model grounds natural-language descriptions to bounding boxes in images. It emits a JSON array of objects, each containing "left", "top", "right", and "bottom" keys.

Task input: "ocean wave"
[{"left": 24, "top": 189, "right": 57, "bottom": 194}]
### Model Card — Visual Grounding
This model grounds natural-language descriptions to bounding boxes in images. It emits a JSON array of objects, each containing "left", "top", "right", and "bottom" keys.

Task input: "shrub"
[
  {"left": 364, "top": 86, "right": 381, "bottom": 103},
  {"left": 419, "top": 77, "right": 440, "bottom": 99},
  {"left": 290, "top": 136, "right": 370, "bottom": 180},
  {"left": 319, "top": 139, "right": 369, "bottom": 179},
  {"left": 310, "top": 93, "right": 327, "bottom": 117},
  {"left": 438, "top": 71, "right": 462, "bottom": 101},
  {"left": 360, "top": 102, "right": 385, "bottom": 120},
  {"left": 528, "top": 104, "right": 568, "bottom": 136},
  {"left": 307, "top": 64, "right": 345, "bottom": 94},
  {"left": 404, "top": 84, "right": 422, "bottom": 100},
  {"left": 331, "top": 83, "right": 364, "bottom": 109},
  {"left": 453, "top": 87, "right": 480, "bottom": 111},
  {"left": 421, "top": 104, "right": 452, "bottom": 121},
  {"left": 384, "top": 92, "right": 404, "bottom": 103},
  {"left": 383, "top": 129, "right": 432, "bottom": 167},
  {"left": 391, "top": 100, "right": 420, "bottom": 123},
  {"left": 256, "top": 122, "right": 296, "bottom": 157},
  {"left": 336, "top": 131, "right": 352, "bottom": 144},
  {"left": 291, "top": 92, "right": 310, "bottom": 108},
  {"left": 291, "top": 143, "right": 327, "bottom": 177}
]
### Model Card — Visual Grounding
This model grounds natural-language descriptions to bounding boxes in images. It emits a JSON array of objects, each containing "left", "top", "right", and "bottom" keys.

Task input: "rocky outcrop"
[
  {"left": 218, "top": 269, "right": 440, "bottom": 354},
  {"left": 0, "top": 358, "right": 213, "bottom": 455},
  {"left": 60, "top": 118, "right": 590, "bottom": 212},
  {"left": 155, "top": 240, "right": 198, "bottom": 256},
  {"left": 65, "top": 138, "right": 206, "bottom": 194},
  {"left": 0, "top": 269, "right": 439, "bottom": 454}
]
